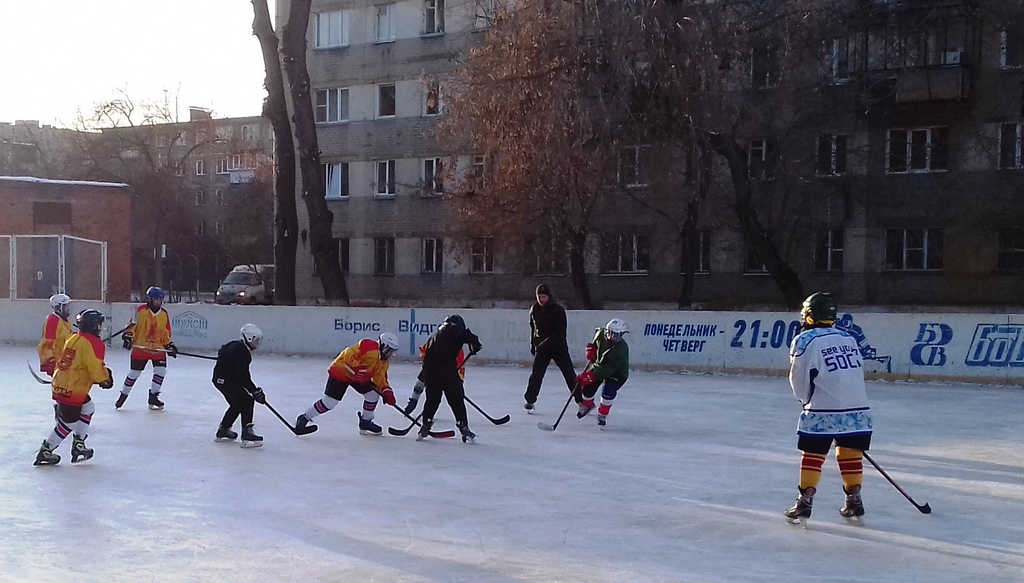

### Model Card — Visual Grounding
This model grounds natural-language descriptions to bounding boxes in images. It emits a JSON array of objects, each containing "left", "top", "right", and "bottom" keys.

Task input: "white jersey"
[{"left": 789, "top": 327, "right": 872, "bottom": 437}]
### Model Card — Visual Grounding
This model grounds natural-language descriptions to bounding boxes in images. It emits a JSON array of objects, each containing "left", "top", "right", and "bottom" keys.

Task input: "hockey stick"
[
  {"left": 465, "top": 396, "right": 511, "bottom": 425},
  {"left": 373, "top": 386, "right": 455, "bottom": 438},
  {"left": 863, "top": 452, "right": 932, "bottom": 514},
  {"left": 263, "top": 401, "right": 318, "bottom": 436},
  {"left": 153, "top": 347, "right": 217, "bottom": 360},
  {"left": 26, "top": 361, "right": 51, "bottom": 385},
  {"left": 102, "top": 323, "right": 134, "bottom": 344},
  {"left": 538, "top": 363, "right": 590, "bottom": 432},
  {"left": 388, "top": 412, "right": 422, "bottom": 436}
]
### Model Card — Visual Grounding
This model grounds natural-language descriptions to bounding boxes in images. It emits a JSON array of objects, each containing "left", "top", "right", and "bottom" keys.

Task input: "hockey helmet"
[
  {"left": 605, "top": 318, "right": 628, "bottom": 341},
  {"left": 801, "top": 292, "right": 837, "bottom": 326},
  {"left": 378, "top": 332, "right": 399, "bottom": 360},
  {"left": 240, "top": 323, "right": 263, "bottom": 350},
  {"left": 440, "top": 314, "right": 466, "bottom": 334},
  {"left": 49, "top": 293, "right": 72, "bottom": 318},
  {"left": 76, "top": 309, "right": 105, "bottom": 336},
  {"left": 146, "top": 286, "right": 166, "bottom": 301}
]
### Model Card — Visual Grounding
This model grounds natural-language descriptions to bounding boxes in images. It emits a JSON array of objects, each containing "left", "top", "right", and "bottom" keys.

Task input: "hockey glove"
[
  {"left": 164, "top": 343, "right": 178, "bottom": 358},
  {"left": 468, "top": 336, "right": 483, "bottom": 356},
  {"left": 381, "top": 387, "right": 396, "bottom": 407},
  {"left": 585, "top": 343, "right": 597, "bottom": 362},
  {"left": 251, "top": 387, "right": 267, "bottom": 404},
  {"left": 403, "top": 397, "right": 418, "bottom": 416},
  {"left": 576, "top": 370, "right": 596, "bottom": 387},
  {"left": 41, "top": 359, "right": 56, "bottom": 376},
  {"left": 99, "top": 368, "right": 114, "bottom": 389},
  {"left": 121, "top": 331, "right": 134, "bottom": 350},
  {"left": 530, "top": 344, "right": 536, "bottom": 356}
]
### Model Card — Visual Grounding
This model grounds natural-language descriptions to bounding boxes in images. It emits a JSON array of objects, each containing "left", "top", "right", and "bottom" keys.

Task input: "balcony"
[{"left": 893, "top": 64, "right": 971, "bottom": 102}]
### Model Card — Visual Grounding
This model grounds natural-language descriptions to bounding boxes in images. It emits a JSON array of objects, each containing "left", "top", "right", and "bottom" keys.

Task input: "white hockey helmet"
[
  {"left": 605, "top": 318, "right": 628, "bottom": 340},
  {"left": 240, "top": 323, "right": 263, "bottom": 350},
  {"left": 50, "top": 293, "right": 72, "bottom": 317},
  {"left": 378, "top": 332, "right": 399, "bottom": 360}
]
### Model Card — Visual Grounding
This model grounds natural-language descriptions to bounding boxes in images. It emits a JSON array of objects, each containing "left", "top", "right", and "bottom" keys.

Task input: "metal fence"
[{"left": 1, "top": 235, "right": 107, "bottom": 301}]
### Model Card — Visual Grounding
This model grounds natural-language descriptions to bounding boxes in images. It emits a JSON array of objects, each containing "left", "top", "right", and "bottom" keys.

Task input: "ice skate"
[
  {"left": 240, "top": 424, "right": 263, "bottom": 448},
  {"left": 597, "top": 415, "right": 607, "bottom": 428},
  {"left": 576, "top": 400, "right": 595, "bottom": 419},
  {"left": 840, "top": 487, "right": 865, "bottom": 522},
  {"left": 71, "top": 437, "right": 94, "bottom": 463},
  {"left": 215, "top": 426, "right": 238, "bottom": 442},
  {"left": 148, "top": 392, "right": 164, "bottom": 411},
  {"left": 115, "top": 392, "right": 129, "bottom": 410},
  {"left": 524, "top": 402, "right": 535, "bottom": 414},
  {"left": 416, "top": 418, "right": 433, "bottom": 441},
  {"left": 459, "top": 424, "right": 476, "bottom": 444},
  {"left": 358, "top": 412, "right": 383, "bottom": 436},
  {"left": 33, "top": 440, "right": 60, "bottom": 466},
  {"left": 784, "top": 487, "right": 814, "bottom": 527},
  {"left": 295, "top": 414, "right": 317, "bottom": 432}
]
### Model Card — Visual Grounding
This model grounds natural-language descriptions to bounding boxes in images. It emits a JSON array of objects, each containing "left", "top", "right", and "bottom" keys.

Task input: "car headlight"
[{"left": 239, "top": 291, "right": 247, "bottom": 296}]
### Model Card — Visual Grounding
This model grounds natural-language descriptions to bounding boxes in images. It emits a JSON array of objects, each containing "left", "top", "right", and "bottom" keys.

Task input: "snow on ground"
[{"left": 1, "top": 343, "right": 1022, "bottom": 582}]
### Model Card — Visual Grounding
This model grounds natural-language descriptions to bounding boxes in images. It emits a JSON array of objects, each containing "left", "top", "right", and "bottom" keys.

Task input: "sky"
[
  {"left": 2, "top": 343, "right": 1023, "bottom": 581},
  {"left": 0, "top": 1, "right": 277, "bottom": 127}
]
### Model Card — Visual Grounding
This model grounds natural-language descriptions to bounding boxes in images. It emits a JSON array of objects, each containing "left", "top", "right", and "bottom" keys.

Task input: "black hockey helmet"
[
  {"left": 800, "top": 292, "right": 837, "bottom": 326},
  {"left": 76, "top": 309, "right": 105, "bottom": 336},
  {"left": 440, "top": 314, "right": 466, "bottom": 334}
]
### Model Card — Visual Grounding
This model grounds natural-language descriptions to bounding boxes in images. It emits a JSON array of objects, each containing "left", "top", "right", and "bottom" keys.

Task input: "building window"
[
  {"left": 816, "top": 134, "right": 848, "bottom": 176},
  {"left": 215, "top": 126, "right": 233, "bottom": 142},
  {"left": 424, "top": 82, "right": 441, "bottom": 116},
  {"left": 195, "top": 159, "right": 206, "bottom": 175},
  {"left": 422, "top": 158, "right": 444, "bottom": 194},
  {"left": 376, "top": 4, "right": 395, "bottom": 42},
  {"left": 216, "top": 190, "right": 225, "bottom": 206},
  {"left": 240, "top": 125, "right": 258, "bottom": 141},
  {"left": 216, "top": 158, "right": 229, "bottom": 174},
  {"left": 815, "top": 229, "right": 844, "bottom": 272},
  {"left": 336, "top": 237, "right": 350, "bottom": 273},
  {"left": 215, "top": 222, "right": 224, "bottom": 236},
  {"left": 422, "top": 238, "right": 444, "bottom": 273},
  {"left": 474, "top": 0, "right": 494, "bottom": 30},
  {"left": 999, "top": 123, "right": 1023, "bottom": 169},
  {"left": 751, "top": 45, "right": 780, "bottom": 89},
  {"left": 468, "top": 155, "right": 487, "bottom": 190},
  {"left": 886, "top": 127, "right": 949, "bottom": 173},
  {"left": 749, "top": 138, "right": 778, "bottom": 180},
  {"left": 525, "top": 235, "right": 568, "bottom": 275},
  {"left": 325, "top": 162, "right": 350, "bottom": 199},
  {"left": 315, "top": 88, "right": 349, "bottom": 123},
  {"left": 173, "top": 163, "right": 184, "bottom": 177},
  {"left": 374, "top": 237, "right": 395, "bottom": 275},
  {"left": 744, "top": 245, "right": 769, "bottom": 274},
  {"left": 681, "top": 230, "right": 710, "bottom": 274},
  {"left": 316, "top": 10, "right": 349, "bottom": 48},
  {"left": 227, "top": 154, "right": 242, "bottom": 171},
  {"left": 197, "top": 221, "right": 207, "bottom": 236},
  {"left": 471, "top": 237, "right": 494, "bottom": 273},
  {"left": 424, "top": 0, "right": 444, "bottom": 35},
  {"left": 377, "top": 84, "right": 396, "bottom": 118},
  {"left": 997, "top": 228, "right": 1024, "bottom": 271},
  {"left": 1001, "top": 29, "right": 1023, "bottom": 70},
  {"left": 601, "top": 233, "right": 649, "bottom": 274},
  {"left": 195, "top": 190, "right": 207, "bottom": 206},
  {"left": 618, "top": 145, "right": 650, "bottom": 188},
  {"left": 375, "top": 160, "right": 397, "bottom": 196},
  {"left": 886, "top": 228, "right": 943, "bottom": 271}
]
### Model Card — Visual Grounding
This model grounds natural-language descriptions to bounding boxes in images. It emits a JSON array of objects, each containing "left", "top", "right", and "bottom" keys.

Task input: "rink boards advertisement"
[{"left": 2, "top": 300, "right": 1023, "bottom": 384}]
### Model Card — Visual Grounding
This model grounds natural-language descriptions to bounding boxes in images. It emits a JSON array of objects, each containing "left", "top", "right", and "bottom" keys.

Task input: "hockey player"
[
  {"left": 403, "top": 335, "right": 466, "bottom": 416},
  {"left": 117, "top": 286, "right": 177, "bottom": 411},
  {"left": 38, "top": 294, "right": 73, "bottom": 421},
  {"left": 212, "top": 324, "right": 267, "bottom": 448},
  {"left": 295, "top": 332, "right": 400, "bottom": 436},
  {"left": 784, "top": 292, "right": 872, "bottom": 525},
  {"left": 523, "top": 284, "right": 577, "bottom": 413},
  {"left": 575, "top": 318, "right": 630, "bottom": 428},
  {"left": 34, "top": 309, "right": 114, "bottom": 465},
  {"left": 417, "top": 315, "right": 482, "bottom": 443}
]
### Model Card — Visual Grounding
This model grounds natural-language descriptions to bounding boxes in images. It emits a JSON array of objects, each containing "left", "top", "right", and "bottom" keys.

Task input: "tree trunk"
[
  {"left": 252, "top": 0, "right": 298, "bottom": 305},
  {"left": 678, "top": 147, "right": 711, "bottom": 309},
  {"left": 280, "top": 0, "right": 349, "bottom": 304},
  {"left": 706, "top": 133, "right": 804, "bottom": 308},
  {"left": 569, "top": 231, "right": 596, "bottom": 309}
]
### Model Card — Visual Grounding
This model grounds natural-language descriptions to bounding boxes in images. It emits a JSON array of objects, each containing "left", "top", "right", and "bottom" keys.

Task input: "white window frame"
[
  {"left": 227, "top": 154, "right": 242, "bottom": 171},
  {"left": 618, "top": 145, "right": 650, "bottom": 188},
  {"left": 886, "top": 127, "right": 949, "bottom": 174},
  {"left": 526, "top": 235, "right": 569, "bottom": 275},
  {"left": 886, "top": 228, "right": 943, "bottom": 271},
  {"left": 748, "top": 138, "right": 777, "bottom": 180},
  {"left": 215, "top": 158, "right": 229, "bottom": 174},
  {"left": 240, "top": 124, "right": 258, "bottom": 141},
  {"left": 424, "top": 82, "right": 442, "bottom": 116},
  {"left": 195, "top": 159, "right": 206, "bottom": 176},
  {"left": 815, "top": 229, "right": 844, "bottom": 272},
  {"left": 1001, "top": 30, "right": 1023, "bottom": 70},
  {"left": 215, "top": 126, "right": 233, "bottom": 142},
  {"left": 216, "top": 189, "right": 225, "bottom": 206},
  {"left": 422, "top": 158, "right": 444, "bottom": 194},
  {"left": 681, "top": 230, "right": 711, "bottom": 274},
  {"left": 315, "top": 88, "right": 350, "bottom": 123},
  {"left": 751, "top": 45, "right": 780, "bottom": 89},
  {"left": 215, "top": 222, "right": 224, "bottom": 236},
  {"left": 315, "top": 10, "right": 349, "bottom": 48},
  {"left": 469, "top": 155, "right": 486, "bottom": 189},
  {"left": 376, "top": 4, "right": 395, "bottom": 43},
  {"left": 195, "top": 190, "right": 207, "bottom": 207},
  {"left": 374, "top": 237, "right": 396, "bottom": 275},
  {"left": 470, "top": 236, "right": 494, "bottom": 273},
  {"left": 424, "top": 0, "right": 444, "bottom": 35},
  {"left": 422, "top": 237, "right": 444, "bottom": 273},
  {"left": 376, "top": 160, "right": 397, "bottom": 196},
  {"left": 602, "top": 233, "right": 649, "bottom": 274},
  {"left": 197, "top": 220, "right": 207, "bottom": 236},
  {"left": 999, "top": 122, "right": 1023, "bottom": 170},
  {"left": 325, "top": 162, "right": 350, "bottom": 199},
  {"left": 377, "top": 83, "right": 397, "bottom": 118},
  {"left": 816, "top": 134, "right": 848, "bottom": 176}
]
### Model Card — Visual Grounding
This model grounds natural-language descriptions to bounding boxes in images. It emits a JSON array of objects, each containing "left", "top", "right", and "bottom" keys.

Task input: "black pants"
[
  {"left": 422, "top": 377, "right": 469, "bottom": 428},
  {"left": 524, "top": 344, "right": 577, "bottom": 405},
  {"left": 215, "top": 382, "right": 254, "bottom": 428}
]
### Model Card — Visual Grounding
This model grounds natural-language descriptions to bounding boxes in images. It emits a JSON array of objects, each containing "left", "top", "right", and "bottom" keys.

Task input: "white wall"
[{"left": 3, "top": 300, "right": 1022, "bottom": 385}]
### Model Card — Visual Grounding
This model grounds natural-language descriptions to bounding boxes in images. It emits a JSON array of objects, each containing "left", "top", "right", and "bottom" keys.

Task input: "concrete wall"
[{"left": 3, "top": 299, "right": 1023, "bottom": 385}]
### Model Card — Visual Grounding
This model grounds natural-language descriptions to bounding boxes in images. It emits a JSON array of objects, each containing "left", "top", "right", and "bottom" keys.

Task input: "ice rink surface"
[{"left": 1, "top": 343, "right": 1023, "bottom": 583}]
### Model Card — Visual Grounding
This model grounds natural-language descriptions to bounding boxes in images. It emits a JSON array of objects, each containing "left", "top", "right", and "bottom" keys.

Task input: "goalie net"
[{"left": 1, "top": 235, "right": 107, "bottom": 301}]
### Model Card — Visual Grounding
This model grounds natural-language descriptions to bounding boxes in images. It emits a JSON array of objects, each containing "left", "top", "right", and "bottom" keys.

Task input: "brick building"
[{"left": 0, "top": 176, "right": 132, "bottom": 301}]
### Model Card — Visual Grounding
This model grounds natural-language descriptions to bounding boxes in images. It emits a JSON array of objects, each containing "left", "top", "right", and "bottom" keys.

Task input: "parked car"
[{"left": 215, "top": 264, "right": 275, "bottom": 305}]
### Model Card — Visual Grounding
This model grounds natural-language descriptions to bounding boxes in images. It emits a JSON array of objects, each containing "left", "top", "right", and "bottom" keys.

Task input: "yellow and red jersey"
[
  {"left": 128, "top": 304, "right": 172, "bottom": 360},
  {"left": 38, "top": 313, "right": 72, "bottom": 368},
  {"left": 419, "top": 343, "right": 466, "bottom": 380},
  {"left": 51, "top": 333, "right": 111, "bottom": 405},
  {"left": 328, "top": 338, "right": 391, "bottom": 389}
]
